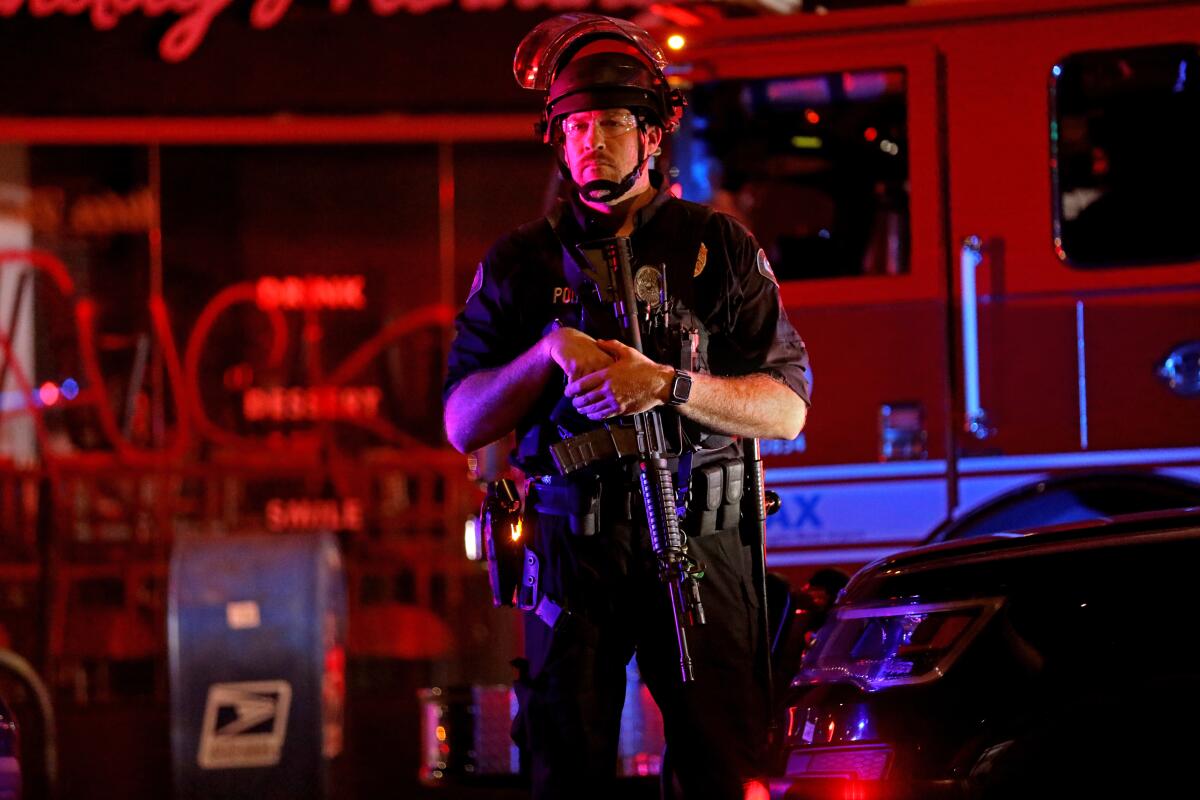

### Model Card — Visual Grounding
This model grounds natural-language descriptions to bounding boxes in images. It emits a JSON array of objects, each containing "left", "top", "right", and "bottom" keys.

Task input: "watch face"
[{"left": 671, "top": 371, "right": 692, "bottom": 404}]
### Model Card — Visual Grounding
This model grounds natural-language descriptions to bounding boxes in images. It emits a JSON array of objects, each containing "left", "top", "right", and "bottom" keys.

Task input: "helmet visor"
[{"left": 513, "top": 13, "right": 667, "bottom": 91}]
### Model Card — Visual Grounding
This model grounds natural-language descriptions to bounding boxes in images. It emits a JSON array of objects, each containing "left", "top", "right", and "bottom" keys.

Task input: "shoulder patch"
[
  {"left": 756, "top": 248, "right": 778, "bottom": 286},
  {"left": 466, "top": 263, "right": 484, "bottom": 302},
  {"left": 694, "top": 243, "right": 708, "bottom": 277}
]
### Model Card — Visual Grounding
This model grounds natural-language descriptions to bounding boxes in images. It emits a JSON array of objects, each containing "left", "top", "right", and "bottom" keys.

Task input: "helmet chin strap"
[
  {"left": 568, "top": 129, "right": 653, "bottom": 205},
  {"left": 578, "top": 170, "right": 641, "bottom": 203}
]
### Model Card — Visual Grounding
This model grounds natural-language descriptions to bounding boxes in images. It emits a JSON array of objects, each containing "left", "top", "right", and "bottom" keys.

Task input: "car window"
[{"left": 933, "top": 475, "right": 1200, "bottom": 541}]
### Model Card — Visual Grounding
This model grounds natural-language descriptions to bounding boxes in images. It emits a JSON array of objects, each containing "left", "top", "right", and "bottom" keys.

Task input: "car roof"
[
  {"left": 924, "top": 472, "right": 1200, "bottom": 544},
  {"left": 853, "top": 505, "right": 1200, "bottom": 584}
]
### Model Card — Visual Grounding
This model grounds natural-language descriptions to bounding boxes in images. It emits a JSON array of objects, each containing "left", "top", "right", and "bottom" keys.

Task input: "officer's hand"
[
  {"left": 565, "top": 340, "right": 673, "bottom": 420},
  {"left": 544, "top": 327, "right": 614, "bottom": 382}
]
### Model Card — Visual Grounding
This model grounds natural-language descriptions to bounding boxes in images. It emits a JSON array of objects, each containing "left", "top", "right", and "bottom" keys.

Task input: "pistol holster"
[{"left": 482, "top": 478, "right": 524, "bottom": 607}]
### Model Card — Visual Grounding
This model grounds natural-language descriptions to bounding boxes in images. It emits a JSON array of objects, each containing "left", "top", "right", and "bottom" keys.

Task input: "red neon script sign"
[
  {"left": 0, "top": 248, "right": 456, "bottom": 466},
  {"left": 0, "top": 0, "right": 651, "bottom": 63}
]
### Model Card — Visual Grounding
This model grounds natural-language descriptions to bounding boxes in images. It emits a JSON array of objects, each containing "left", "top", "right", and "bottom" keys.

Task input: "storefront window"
[{"left": 0, "top": 142, "right": 508, "bottom": 462}]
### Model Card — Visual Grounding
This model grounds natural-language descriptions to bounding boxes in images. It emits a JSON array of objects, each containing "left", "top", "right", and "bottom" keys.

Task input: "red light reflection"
[
  {"left": 37, "top": 382, "right": 59, "bottom": 407},
  {"left": 843, "top": 780, "right": 872, "bottom": 800},
  {"left": 743, "top": 779, "right": 769, "bottom": 800}
]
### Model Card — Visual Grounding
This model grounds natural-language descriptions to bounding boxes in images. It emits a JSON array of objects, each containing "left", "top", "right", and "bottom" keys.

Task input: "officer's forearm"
[
  {"left": 444, "top": 340, "right": 557, "bottom": 454},
  {"left": 669, "top": 370, "right": 808, "bottom": 441}
]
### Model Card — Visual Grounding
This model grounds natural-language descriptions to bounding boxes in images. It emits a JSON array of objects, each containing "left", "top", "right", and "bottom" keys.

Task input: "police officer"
[{"left": 444, "top": 13, "right": 810, "bottom": 799}]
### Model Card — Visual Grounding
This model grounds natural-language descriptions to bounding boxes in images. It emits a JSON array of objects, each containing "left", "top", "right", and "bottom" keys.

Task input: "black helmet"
[{"left": 513, "top": 13, "right": 685, "bottom": 144}]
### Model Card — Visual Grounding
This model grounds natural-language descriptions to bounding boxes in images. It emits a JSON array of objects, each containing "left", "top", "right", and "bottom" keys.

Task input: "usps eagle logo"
[{"left": 197, "top": 681, "right": 293, "bottom": 769}]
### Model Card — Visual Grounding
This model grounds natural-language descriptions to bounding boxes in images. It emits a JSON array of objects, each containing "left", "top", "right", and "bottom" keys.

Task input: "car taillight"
[{"left": 797, "top": 598, "right": 1003, "bottom": 691}]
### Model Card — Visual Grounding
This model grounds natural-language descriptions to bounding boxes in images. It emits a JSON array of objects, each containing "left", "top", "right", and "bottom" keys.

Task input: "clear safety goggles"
[{"left": 560, "top": 110, "right": 640, "bottom": 140}]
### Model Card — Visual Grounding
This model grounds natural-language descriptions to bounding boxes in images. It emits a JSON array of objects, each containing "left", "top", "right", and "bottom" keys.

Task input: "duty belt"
[
  {"left": 529, "top": 457, "right": 744, "bottom": 538},
  {"left": 527, "top": 478, "right": 619, "bottom": 537}
]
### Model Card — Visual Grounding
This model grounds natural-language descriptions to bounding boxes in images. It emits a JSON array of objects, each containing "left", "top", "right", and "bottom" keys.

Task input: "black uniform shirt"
[{"left": 444, "top": 182, "right": 810, "bottom": 473}]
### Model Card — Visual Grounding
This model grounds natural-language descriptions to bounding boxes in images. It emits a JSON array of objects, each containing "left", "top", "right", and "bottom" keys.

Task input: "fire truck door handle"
[{"left": 960, "top": 236, "right": 994, "bottom": 440}]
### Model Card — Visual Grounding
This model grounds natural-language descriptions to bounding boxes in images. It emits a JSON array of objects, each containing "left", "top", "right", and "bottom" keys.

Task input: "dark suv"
[{"left": 770, "top": 507, "right": 1200, "bottom": 799}]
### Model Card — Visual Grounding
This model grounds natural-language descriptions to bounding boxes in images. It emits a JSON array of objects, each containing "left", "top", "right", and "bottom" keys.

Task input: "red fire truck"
[{"left": 651, "top": 0, "right": 1200, "bottom": 575}]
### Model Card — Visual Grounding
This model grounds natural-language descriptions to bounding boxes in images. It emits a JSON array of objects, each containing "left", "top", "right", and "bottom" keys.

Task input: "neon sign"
[
  {"left": 255, "top": 276, "right": 366, "bottom": 311},
  {"left": 243, "top": 386, "right": 382, "bottom": 422},
  {"left": 0, "top": 0, "right": 651, "bottom": 64},
  {"left": 265, "top": 497, "right": 364, "bottom": 532},
  {"left": 0, "top": 184, "right": 157, "bottom": 237}
]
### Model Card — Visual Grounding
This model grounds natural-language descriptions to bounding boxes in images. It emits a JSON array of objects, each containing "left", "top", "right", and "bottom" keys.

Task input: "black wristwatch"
[{"left": 667, "top": 369, "right": 693, "bottom": 406}]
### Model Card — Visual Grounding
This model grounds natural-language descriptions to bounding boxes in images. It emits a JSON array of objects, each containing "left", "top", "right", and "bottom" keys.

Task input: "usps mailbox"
[{"left": 169, "top": 533, "right": 346, "bottom": 800}]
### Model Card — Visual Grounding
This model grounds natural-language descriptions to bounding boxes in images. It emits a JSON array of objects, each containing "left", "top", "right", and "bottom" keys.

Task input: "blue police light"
[{"left": 61, "top": 378, "right": 80, "bottom": 401}]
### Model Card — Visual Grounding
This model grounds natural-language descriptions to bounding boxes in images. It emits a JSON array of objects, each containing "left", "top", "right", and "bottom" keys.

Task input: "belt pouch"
[
  {"left": 532, "top": 480, "right": 601, "bottom": 536},
  {"left": 718, "top": 460, "right": 745, "bottom": 531},
  {"left": 690, "top": 465, "right": 723, "bottom": 536}
]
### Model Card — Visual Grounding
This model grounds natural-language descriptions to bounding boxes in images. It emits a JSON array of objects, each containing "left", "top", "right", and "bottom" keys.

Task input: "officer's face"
[{"left": 560, "top": 108, "right": 662, "bottom": 192}]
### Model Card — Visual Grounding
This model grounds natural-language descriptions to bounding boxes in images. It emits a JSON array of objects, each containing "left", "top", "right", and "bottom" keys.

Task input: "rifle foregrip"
[{"left": 638, "top": 457, "right": 683, "bottom": 554}]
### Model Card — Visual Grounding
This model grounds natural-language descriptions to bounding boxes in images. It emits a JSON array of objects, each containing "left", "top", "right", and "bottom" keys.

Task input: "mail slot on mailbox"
[{"left": 168, "top": 533, "right": 347, "bottom": 800}]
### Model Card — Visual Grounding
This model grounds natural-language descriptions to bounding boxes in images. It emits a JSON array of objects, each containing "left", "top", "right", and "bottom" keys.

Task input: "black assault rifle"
[{"left": 551, "top": 236, "right": 706, "bottom": 683}]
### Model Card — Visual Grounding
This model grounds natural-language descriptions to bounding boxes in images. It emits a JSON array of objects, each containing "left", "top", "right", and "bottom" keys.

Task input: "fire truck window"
[
  {"left": 1053, "top": 44, "right": 1200, "bottom": 267},
  {"left": 674, "top": 68, "right": 910, "bottom": 281}
]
